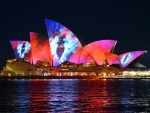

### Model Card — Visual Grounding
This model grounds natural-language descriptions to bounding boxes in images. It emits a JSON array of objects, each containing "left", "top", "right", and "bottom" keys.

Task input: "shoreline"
[{"left": 0, "top": 75, "right": 150, "bottom": 80}]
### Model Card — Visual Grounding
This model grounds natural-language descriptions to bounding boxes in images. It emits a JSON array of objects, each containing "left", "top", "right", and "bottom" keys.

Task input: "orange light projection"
[{"left": 30, "top": 32, "right": 52, "bottom": 65}]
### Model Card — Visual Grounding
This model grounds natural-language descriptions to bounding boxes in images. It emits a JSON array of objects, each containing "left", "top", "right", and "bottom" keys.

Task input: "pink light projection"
[
  {"left": 10, "top": 40, "right": 31, "bottom": 60},
  {"left": 119, "top": 51, "right": 146, "bottom": 68},
  {"left": 67, "top": 48, "right": 82, "bottom": 64},
  {"left": 45, "top": 19, "right": 82, "bottom": 67},
  {"left": 78, "top": 49, "right": 95, "bottom": 64},
  {"left": 83, "top": 42, "right": 106, "bottom": 65},
  {"left": 87, "top": 40, "right": 117, "bottom": 53},
  {"left": 104, "top": 53, "right": 120, "bottom": 65},
  {"left": 30, "top": 32, "right": 52, "bottom": 65},
  {"left": 68, "top": 40, "right": 117, "bottom": 65}
]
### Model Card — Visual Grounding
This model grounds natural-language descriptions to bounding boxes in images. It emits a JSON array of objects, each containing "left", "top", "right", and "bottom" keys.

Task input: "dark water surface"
[{"left": 0, "top": 79, "right": 150, "bottom": 112}]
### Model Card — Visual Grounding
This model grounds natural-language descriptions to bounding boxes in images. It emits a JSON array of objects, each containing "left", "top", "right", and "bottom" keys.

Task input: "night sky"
[{"left": 0, "top": 0, "right": 150, "bottom": 68}]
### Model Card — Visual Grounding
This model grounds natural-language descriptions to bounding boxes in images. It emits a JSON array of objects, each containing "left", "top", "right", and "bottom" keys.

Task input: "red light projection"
[
  {"left": 68, "top": 40, "right": 117, "bottom": 65},
  {"left": 78, "top": 49, "right": 95, "bottom": 64},
  {"left": 67, "top": 48, "right": 82, "bottom": 64},
  {"left": 119, "top": 51, "right": 146, "bottom": 68},
  {"left": 30, "top": 32, "right": 52, "bottom": 65},
  {"left": 10, "top": 40, "right": 31, "bottom": 60},
  {"left": 83, "top": 42, "right": 106, "bottom": 65},
  {"left": 104, "top": 53, "right": 120, "bottom": 65}
]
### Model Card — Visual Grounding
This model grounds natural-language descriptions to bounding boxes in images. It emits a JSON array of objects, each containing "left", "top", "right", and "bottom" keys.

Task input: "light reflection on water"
[{"left": 0, "top": 79, "right": 150, "bottom": 112}]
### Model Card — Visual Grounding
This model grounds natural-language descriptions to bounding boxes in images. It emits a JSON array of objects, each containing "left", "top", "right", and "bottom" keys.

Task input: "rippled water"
[{"left": 0, "top": 79, "right": 150, "bottom": 112}]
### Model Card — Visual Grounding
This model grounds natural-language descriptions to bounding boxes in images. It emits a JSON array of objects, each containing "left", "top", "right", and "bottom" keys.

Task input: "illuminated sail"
[
  {"left": 104, "top": 53, "right": 120, "bottom": 65},
  {"left": 119, "top": 51, "right": 146, "bottom": 68},
  {"left": 30, "top": 32, "right": 52, "bottom": 65},
  {"left": 10, "top": 40, "right": 31, "bottom": 60},
  {"left": 45, "top": 19, "right": 82, "bottom": 67}
]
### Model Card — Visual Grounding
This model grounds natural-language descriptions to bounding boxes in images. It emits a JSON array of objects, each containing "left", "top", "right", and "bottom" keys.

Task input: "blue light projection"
[
  {"left": 10, "top": 41, "right": 31, "bottom": 60},
  {"left": 120, "top": 51, "right": 146, "bottom": 68},
  {"left": 17, "top": 42, "right": 31, "bottom": 58},
  {"left": 120, "top": 52, "right": 132, "bottom": 68},
  {"left": 45, "top": 19, "right": 82, "bottom": 67}
]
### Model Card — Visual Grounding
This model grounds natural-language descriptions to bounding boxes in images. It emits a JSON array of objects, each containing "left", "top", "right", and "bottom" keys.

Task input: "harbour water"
[{"left": 0, "top": 79, "right": 150, "bottom": 112}]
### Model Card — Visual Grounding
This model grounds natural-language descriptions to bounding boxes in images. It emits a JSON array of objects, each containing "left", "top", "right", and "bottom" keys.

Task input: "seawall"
[{"left": 0, "top": 75, "right": 150, "bottom": 80}]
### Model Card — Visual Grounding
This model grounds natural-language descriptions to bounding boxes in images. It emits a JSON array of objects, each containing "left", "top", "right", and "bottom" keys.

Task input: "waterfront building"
[{"left": 0, "top": 19, "right": 148, "bottom": 77}]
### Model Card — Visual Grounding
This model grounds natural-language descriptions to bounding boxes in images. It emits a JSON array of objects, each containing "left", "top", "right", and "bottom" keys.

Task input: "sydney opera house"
[{"left": 0, "top": 19, "right": 149, "bottom": 77}]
